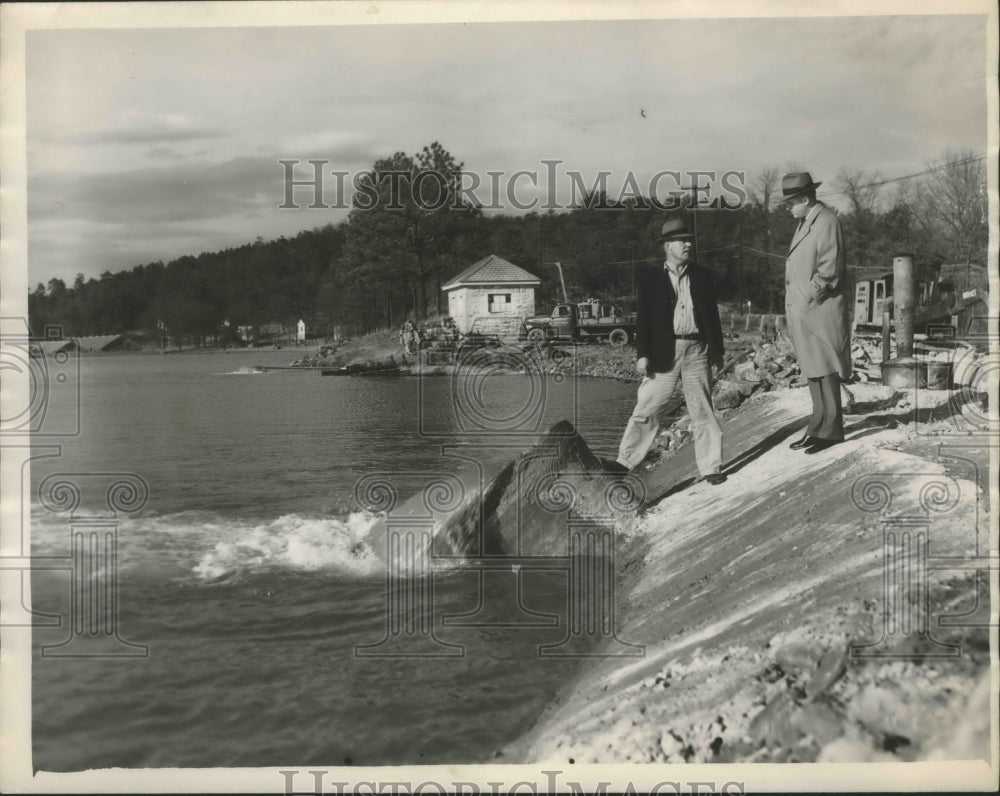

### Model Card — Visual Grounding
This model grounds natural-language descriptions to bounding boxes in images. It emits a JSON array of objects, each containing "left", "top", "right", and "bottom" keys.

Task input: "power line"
[
  {"left": 698, "top": 244, "right": 739, "bottom": 256},
  {"left": 548, "top": 243, "right": 780, "bottom": 270},
  {"left": 817, "top": 153, "right": 987, "bottom": 198},
  {"left": 734, "top": 244, "right": 786, "bottom": 260},
  {"left": 767, "top": 152, "right": 987, "bottom": 207}
]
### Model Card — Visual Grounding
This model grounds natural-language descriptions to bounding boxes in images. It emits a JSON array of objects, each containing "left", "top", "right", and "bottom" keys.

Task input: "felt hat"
[
  {"left": 657, "top": 214, "right": 694, "bottom": 241},
  {"left": 780, "top": 172, "right": 822, "bottom": 203}
]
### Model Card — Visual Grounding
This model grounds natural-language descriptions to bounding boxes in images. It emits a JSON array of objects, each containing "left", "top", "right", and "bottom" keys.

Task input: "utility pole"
[
  {"left": 737, "top": 222, "right": 744, "bottom": 304},
  {"left": 681, "top": 183, "right": 700, "bottom": 264},
  {"left": 630, "top": 243, "right": 637, "bottom": 299},
  {"left": 554, "top": 261, "right": 569, "bottom": 303},
  {"left": 538, "top": 215, "right": 544, "bottom": 269}
]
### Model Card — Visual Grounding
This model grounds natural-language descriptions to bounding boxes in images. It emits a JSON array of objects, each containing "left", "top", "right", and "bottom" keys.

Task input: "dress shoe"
[
  {"left": 789, "top": 435, "right": 814, "bottom": 450},
  {"left": 804, "top": 438, "right": 843, "bottom": 454},
  {"left": 703, "top": 473, "right": 727, "bottom": 485}
]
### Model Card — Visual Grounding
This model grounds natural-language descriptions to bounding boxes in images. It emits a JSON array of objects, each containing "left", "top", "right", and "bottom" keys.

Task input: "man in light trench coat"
[{"left": 780, "top": 172, "right": 852, "bottom": 454}]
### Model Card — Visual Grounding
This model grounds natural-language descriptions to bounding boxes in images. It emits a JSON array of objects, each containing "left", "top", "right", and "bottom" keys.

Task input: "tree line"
[{"left": 28, "top": 145, "right": 987, "bottom": 346}]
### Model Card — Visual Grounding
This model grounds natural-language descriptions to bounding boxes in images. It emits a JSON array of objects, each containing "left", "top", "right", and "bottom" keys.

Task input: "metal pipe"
[
  {"left": 882, "top": 296, "right": 893, "bottom": 362},
  {"left": 892, "top": 254, "right": 916, "bottom": 358}
]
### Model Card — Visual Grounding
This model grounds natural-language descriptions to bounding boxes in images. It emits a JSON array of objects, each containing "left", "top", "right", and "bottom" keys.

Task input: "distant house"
[
  {"left": 245, "top": 322, "right": 288, "bottom": 346},
  {"left": 297, "top": 317, "right": 327, "bottom": 343},
  {"left": 442, "top": 255, "right": 540, "bottom": 334},
  {"left": 29, "top": 339, "right": 78, "bottom": 358},
  {"left": 75, "top": 335, "right": 140, "bottom": 352}
]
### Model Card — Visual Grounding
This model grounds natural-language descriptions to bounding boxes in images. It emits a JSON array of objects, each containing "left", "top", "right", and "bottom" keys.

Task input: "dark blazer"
[{"left": 635, "top": 262, "right": 724, "bottom": 372}]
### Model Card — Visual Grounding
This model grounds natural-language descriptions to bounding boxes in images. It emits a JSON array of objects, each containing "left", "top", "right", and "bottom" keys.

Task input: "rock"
[
  {"left": 733, "top": 361, "right": 760, "bottom": 382},
  {"left": 791, "top": 699, "right": 844, "bottom": 745},
  {"left": 749, "top": 691, "right": 800, "bottom": 747},
  {"left": 426, "top": 420, "right": 643, "bottom": 557},
  {"left": 714, "top": 387, "right": 744, "bottom": 410},
  {"left": 774, "top": 642, "right": 821, "bottom": 675},
  {"left": 716, "top": 377, "right": 758, "bottom": 399},
  {"left": 921, "top": 670, "right": 991, "bottom": 760},
  {"left": 817, "top": 737, "right": 897, "bottom": 763},
  {"left": 659, "top": 730, "right": 685, "bottom": 760},
  {"left": 853, "top": 684, "right": 910, "bottom": 735},
  {"left": 754, "top": 353, "right": 781, "bottom": 373},
  {"left": 805, "top": 645, "right": 848, "bottom": 699}
]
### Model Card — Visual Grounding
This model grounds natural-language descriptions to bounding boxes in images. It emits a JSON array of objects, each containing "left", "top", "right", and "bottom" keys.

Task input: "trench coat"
[{"left": 784, "top": 203, "right": 852, "bottom": 379}]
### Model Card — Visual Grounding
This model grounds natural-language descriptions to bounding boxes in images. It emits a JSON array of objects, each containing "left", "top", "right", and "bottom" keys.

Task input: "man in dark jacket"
[{"left": 614, "top": 213, "right": 726, "bottom": 484}]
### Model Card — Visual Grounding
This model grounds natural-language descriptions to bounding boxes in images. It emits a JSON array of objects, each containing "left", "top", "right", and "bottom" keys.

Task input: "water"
[{"left": 29, "top": 350, "right": 637, "bottom": 770}]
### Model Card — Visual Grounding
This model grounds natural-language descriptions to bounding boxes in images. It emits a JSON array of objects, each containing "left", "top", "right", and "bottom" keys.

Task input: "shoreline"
[{"left": 501, "top": 384, "right": 992, "bottom": 765}]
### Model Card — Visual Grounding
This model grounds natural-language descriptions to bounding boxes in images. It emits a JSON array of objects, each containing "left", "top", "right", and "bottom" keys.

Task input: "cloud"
[
  {"left": 30, "top": 156, "right": 288, "bottom": 225},
  {"left": 21, "top": 14, "right": 990, "bottom": 285},
  {"left": 146, "top": 146, "right": 181, "bottom": 161},
  {"left": 71, "top": 126, "right": 226, "bottom": 146},
  {"left": 28, "top": 209, "right": 344, "bottom": 285},
  {"left": 37, "top": 109, "right": 228, "bottom": 148}
]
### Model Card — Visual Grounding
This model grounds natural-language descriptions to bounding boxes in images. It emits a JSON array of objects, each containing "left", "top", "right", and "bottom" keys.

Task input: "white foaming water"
[
  {"left": 223, "top": 366, "right": 271, "bottom": 375},
  {"left": 30, "top": 506, "right": 382, "bottom": 582},
  {"left": 192, "top": 512, "right": 381, "bottom": 580}
]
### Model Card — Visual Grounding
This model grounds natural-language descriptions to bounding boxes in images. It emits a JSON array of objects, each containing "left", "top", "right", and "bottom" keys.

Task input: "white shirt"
[{"left": 665, "top": 262, "right": 698, "bottom": 335}]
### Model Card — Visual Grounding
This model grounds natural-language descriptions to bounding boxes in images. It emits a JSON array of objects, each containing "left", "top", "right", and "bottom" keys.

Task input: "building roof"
[
  {"left": 76, "top": 335, "right": 138, "bottom": 351},
  {"left": 851, "top": 264, "right": 945, "bottom": 285},
  {"left": 851, "top": 267, "right": 894, "bottom": 283},
  {"left": 30, "top": 339, "right": 78, "bottom": 355},
  {"left": 442, "top": 255, "right": 540, "bottom": 291}
]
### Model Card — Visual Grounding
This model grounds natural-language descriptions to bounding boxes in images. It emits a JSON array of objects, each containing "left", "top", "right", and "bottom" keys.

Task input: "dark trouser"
[{"left": 807, "top": 373, "right": 844, "bottom": 441}]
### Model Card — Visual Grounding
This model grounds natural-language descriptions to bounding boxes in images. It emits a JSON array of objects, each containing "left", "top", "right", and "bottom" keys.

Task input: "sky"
[{"left": 22, "top": 9, "right": 991, "bottom": 286}]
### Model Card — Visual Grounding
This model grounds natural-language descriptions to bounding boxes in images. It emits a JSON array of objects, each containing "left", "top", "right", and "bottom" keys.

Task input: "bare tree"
[
  {"left": 833, "top": 167, "right": 885, "bottom": 214},
  {"left": 747, "top": 167, "right": 780, "bottom": 209},
  {"left": 910, "top": 149, "right": 987, "bottom": 265}
]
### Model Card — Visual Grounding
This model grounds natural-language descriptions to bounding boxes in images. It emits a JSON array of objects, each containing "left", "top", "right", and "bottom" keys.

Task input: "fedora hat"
[
  {"left": 780, "top": 172, "right": 822, "bottom": 203},
  {"left": 657, "top": 214, "right": 694, "bottom": 241}
]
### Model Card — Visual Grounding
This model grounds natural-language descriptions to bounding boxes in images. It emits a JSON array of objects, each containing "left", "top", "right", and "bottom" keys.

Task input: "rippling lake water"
[{"left": 30, "top": 350, "right": 637, "bottom": 770}]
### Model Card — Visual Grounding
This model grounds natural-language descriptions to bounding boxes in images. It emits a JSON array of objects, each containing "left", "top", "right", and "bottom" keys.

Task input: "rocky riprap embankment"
[{"left": 502, "top": 384, "right": 991, "bottom": 767}]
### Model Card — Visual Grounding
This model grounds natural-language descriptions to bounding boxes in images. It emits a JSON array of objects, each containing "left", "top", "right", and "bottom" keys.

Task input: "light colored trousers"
[{"left": 616, "top": 339, "right": 723, "bottom": 476}]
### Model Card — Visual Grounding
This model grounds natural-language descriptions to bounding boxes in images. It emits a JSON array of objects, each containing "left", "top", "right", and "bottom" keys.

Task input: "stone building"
[{"left": 442, "top": 255, "right": 540, "bottom": 334}]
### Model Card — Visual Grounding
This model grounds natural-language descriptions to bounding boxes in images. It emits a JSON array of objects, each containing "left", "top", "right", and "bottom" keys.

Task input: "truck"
[{"left": 522, "top": 298, "right": 637, "bottom": 347}]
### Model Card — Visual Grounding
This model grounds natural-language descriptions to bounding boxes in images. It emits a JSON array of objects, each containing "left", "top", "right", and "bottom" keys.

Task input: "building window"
[{"left": 488, "top": 293, "right": 512, "bottom": 313}]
